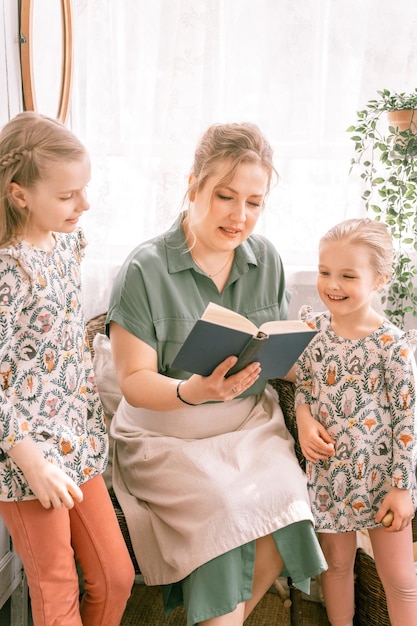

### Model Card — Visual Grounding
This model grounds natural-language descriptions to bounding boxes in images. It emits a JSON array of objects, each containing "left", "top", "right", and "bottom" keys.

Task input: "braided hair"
[{"left": 0, "top": 112, "right": 86, "bottom": 247}]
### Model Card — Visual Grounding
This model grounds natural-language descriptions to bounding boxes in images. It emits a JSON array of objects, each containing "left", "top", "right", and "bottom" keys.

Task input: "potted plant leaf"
[{"left": 347, "top": 88, "right": 417, "bottom": 328}]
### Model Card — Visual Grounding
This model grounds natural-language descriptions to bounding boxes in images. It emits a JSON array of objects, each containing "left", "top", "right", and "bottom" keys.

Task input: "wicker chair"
[{"left": 87, "top": 314, "right": 140, "bottom": 574}]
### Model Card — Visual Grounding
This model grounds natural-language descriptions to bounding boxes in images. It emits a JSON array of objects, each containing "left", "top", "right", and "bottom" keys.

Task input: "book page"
[
  {"left": 258, "top": 319, "right": 314, "bottom": 335},
  {"left": 201, "top": 302, "right": 313, "bottom": 336},
  {"left": 201, "top": 302, "right": 257, "bottom": 334}
]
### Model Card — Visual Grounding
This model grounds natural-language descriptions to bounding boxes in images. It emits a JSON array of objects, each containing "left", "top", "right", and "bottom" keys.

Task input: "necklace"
[{"left": 192, "top": 251, "right": 234, "bottom": 277}]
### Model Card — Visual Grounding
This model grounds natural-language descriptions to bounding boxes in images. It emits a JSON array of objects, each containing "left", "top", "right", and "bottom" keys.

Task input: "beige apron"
[{"left": 111, "top": 385, "right": 313, "bottom": 585}]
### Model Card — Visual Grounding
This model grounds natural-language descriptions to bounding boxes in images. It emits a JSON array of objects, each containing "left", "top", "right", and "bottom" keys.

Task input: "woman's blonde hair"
[
  {"left": 191, "top": 121, "right": 276, "bottom": 187},
  {"left": 320, "top": 217, "right": 393, "bottom": 278},
  {"left": 0, "top": 111, "right": 87, "bottom": 247}
]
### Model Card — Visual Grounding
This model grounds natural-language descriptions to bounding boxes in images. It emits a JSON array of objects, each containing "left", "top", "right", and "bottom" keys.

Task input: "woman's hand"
[
  {"left": 111, "top": 321, "right": 262, "bottom": 408},
  {"left": 179, "top": 356, "right": 261, "bottom": 405},
  {"left": 8, "top": 437, "right": 83, "bottom": 509},
  {"left": 296, "top": 404, "right": 335, "bottom": 463},
  {"left": 375, "top": 487, "right": 415, "bottom": 532}
]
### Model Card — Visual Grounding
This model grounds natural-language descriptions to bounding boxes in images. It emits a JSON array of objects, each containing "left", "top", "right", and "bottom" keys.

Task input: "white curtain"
[{"left": 70, "top": 0, "right": 417, "bottom": 267}]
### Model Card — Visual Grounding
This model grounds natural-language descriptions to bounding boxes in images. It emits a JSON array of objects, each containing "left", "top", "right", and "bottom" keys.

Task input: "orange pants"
[
  {"left": 319, "top": 524, "right": 417, "bottom": 626},
  {"left": 0, "top": 474, "right": 135, "bottom": 626}
]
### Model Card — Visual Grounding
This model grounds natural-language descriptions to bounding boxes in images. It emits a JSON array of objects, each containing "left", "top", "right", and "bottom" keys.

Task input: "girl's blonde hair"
[
  {"left": 320, "top": 217, "right": 393, "bottom": 278},
  {"left": 0, "top": 111, "right": 87, "bottom": 247}
]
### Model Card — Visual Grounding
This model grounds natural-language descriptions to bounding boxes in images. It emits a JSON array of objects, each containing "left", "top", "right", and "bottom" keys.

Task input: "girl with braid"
[{"left": 0, "top": 112, "right": 134, "bottom": 625}]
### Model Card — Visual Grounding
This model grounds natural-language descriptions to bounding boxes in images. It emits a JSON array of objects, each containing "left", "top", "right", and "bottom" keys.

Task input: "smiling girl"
[
  {"left": 0, "top": 112, "right": 134, "bottom": 625},
  {"left": 295, "top": 218, "right": 417, "bottom": 626}
]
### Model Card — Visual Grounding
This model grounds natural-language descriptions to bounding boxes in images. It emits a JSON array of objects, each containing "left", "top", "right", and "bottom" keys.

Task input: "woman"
[{"left": 107, "top": 122, "right": 327, "bottom": 626}]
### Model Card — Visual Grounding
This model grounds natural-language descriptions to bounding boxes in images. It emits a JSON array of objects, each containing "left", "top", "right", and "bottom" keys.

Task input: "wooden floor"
[
  {"left": 0, "top": 580, "right": 331, "bottom": 626},
  {"left": 121, "top": 582, "right": 331, "bottom": 626}
]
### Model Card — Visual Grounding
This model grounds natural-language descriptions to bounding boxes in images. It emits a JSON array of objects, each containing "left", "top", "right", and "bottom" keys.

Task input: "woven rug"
[{"left": 121, "top": 583, "right": 331, "bottom": 626}]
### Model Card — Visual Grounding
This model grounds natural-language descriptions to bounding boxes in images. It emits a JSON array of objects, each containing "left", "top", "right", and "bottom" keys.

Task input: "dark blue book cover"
[{"left": 171, "top": 303, "right": 316, "bottom": 379}]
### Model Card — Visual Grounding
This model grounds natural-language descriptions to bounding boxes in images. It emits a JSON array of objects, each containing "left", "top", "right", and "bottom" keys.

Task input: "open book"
[{"left": 171, "top": 302, "right": 316, "bottom": 379}]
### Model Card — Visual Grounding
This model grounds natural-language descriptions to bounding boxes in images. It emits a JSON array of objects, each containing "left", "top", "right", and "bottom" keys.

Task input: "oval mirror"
[{"left": 20, "top": 0, "right": 73, "bottom": 123}]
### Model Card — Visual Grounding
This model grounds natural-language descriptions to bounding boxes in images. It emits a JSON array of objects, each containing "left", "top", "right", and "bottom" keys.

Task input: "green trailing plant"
[{"left": 347, "top": 88, "right": 417, "bottom": 328}]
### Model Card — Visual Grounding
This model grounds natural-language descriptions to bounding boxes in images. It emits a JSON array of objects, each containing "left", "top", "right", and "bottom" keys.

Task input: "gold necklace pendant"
[{"left": 192, "top": 251, "right": 234, "bottom": 277}]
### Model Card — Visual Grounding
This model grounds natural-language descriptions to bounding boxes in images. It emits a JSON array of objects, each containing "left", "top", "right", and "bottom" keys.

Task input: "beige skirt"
[{"left": 111, "top": 385, "right": 314, "bottom": 585}]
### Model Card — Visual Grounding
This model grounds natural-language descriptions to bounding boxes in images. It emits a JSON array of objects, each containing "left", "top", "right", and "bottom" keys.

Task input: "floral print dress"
[
  {"left": 0, "top": 229, "right": 107, "bottom": 501},
  {"left": 295, "top": 305, "right": 417, "bottom": 532}
]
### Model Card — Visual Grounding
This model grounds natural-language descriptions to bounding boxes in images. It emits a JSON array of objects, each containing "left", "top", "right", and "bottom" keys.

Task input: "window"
[{"left": 70, "top": 0, "right": 417, "bottom": 267}]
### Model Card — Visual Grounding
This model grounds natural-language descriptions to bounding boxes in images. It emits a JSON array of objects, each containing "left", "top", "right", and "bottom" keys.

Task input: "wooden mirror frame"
[{"left": 19, "top": 0, "right": 73, "bottom": 123}]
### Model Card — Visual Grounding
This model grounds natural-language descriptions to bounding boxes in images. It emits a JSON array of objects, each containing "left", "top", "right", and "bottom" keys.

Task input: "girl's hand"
[
  {"left": 8, "top": 437, "right": 83, "bottom": 509},
  {"left": 296, "top": 405, "right": 335, "bottom": 463},
  {"left": 24, "top": 462, "right": 84, "bottom": 510},
  {"left": 179, "top": 356, "right": 261, "bottom": 405},
  {"left": 375, "top": 487, "right": 415, "bottom": 532}
]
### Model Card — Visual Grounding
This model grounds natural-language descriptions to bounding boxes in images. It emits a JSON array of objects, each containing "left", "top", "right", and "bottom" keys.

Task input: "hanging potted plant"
[{"left": 347, "top": 88, "right": 417, "bottom": 329}]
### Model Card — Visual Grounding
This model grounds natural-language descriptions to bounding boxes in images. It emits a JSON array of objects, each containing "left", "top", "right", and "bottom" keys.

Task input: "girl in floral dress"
[
  {"left": 295, "top": 217, "right": 417, "bottom": 626},
  {"left": 0, "top": 112, "right": 134, "bottom": 625}
]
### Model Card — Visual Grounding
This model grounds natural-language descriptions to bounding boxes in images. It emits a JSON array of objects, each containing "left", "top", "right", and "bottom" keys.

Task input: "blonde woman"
[{"left": 107, "top": 122, "right": 327, "bottom": 626}]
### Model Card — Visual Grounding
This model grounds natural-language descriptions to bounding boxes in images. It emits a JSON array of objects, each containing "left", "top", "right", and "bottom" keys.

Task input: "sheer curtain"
[{"left": 70, "top": 0, "right": 417, "bottom": 268}]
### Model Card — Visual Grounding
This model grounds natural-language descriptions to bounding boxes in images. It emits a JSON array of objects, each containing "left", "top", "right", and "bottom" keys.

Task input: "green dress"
[{"left": 107, "top": 215, "right": 327, "bottom": 626}]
